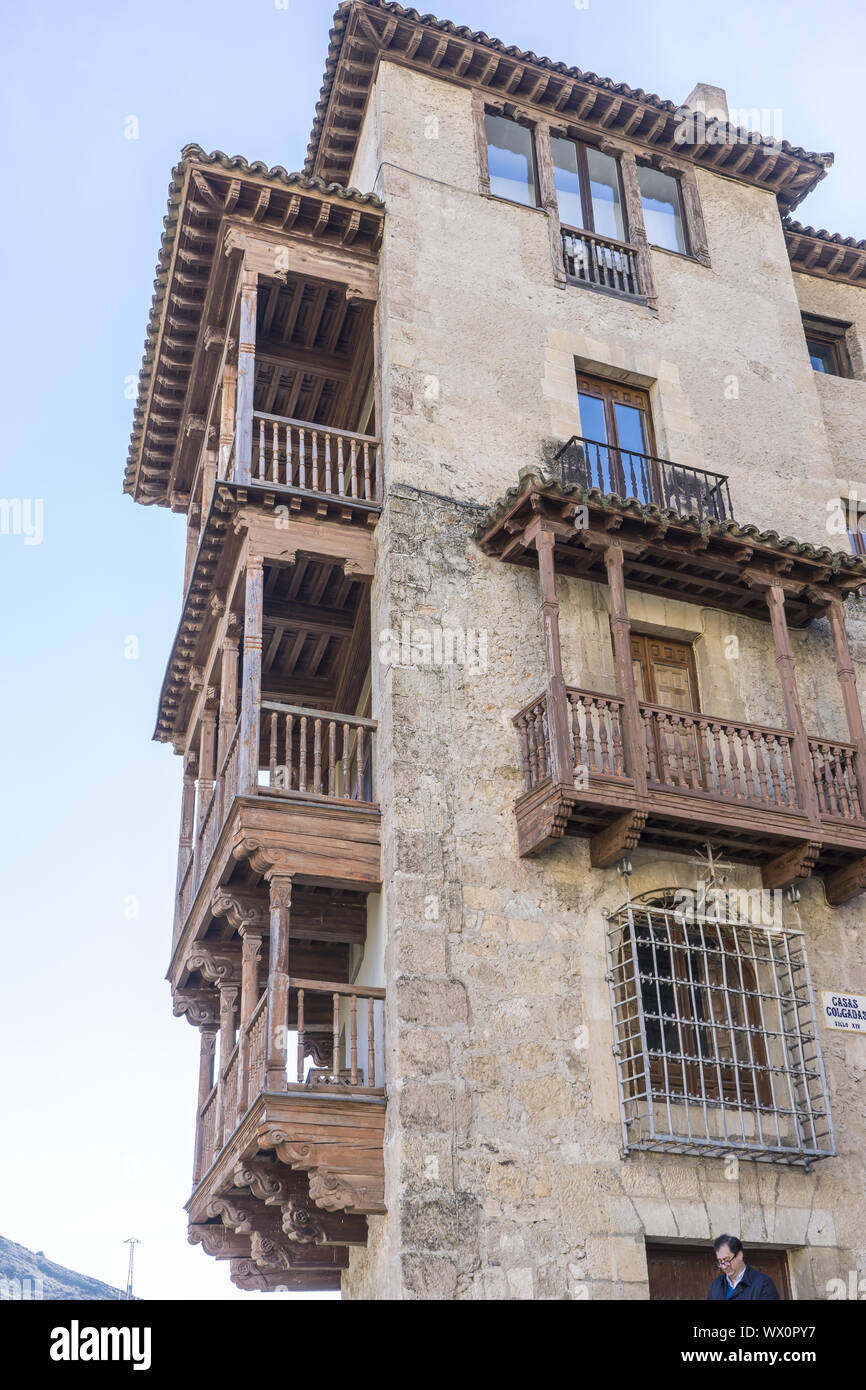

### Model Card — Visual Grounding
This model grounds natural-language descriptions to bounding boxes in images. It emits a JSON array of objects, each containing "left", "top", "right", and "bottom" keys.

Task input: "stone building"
[{"left": 125, "top": 1, "right": 866, "bottom": 1299}]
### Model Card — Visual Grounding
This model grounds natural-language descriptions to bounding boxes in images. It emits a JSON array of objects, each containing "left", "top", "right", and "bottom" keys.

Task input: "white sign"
[{"left": 821, "top": 991, "right": 866, "bottom": 1034}]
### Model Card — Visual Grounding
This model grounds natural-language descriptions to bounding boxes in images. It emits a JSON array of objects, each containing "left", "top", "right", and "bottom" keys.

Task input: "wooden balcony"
[
  {"left": 514, "top": 685, "right": 866, "bottom": 901},
  {"left": 238, "top": 413, "right": 382, "bottom": 505},
  {"left": 478, "top": 477, "right": 866, "bottom": 905},
  {"left": 185, "top": 976, "right": 386, "bottom": 1293}
]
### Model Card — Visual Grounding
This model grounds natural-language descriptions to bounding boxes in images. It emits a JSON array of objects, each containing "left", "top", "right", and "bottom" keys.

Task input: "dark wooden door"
[{"left": 646, "top": 1243, "right": 791, "bottom": 1300}]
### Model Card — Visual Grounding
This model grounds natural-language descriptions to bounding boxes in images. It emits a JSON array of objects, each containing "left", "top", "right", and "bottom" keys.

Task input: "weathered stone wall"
[
  {"left": 342, "top": 60, "right": 866, "bottom": 1300},
  {"left": 792, "top": 270, "right": 866, "bottom": 504}
]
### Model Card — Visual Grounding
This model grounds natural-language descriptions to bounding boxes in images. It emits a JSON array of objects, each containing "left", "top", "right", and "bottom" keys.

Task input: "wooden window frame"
[
  {"left": 480, "top": 106, "right": 542, "bottom": 211},
  {"left": 802, "top": 314, "right": 853, "bottom": 379},
  {"left": 549, "top": 135, "right": 629, "bottom": 241},
  {"left": 576, "top": 372, "right": 658, "bottom": 493}
]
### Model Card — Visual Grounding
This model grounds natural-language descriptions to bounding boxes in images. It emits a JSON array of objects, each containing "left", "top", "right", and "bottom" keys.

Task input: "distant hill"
[{"left": 0, "top": 1235, "right": 136, "bottom": 1301}]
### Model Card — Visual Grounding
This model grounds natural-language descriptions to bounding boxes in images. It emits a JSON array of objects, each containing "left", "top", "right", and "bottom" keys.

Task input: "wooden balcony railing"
[
  {"left": 260, "top": 702, "right": 377, "bottom": 803},
  {"left": 246, "top": 991, "right": 268, "bottom": 1100},
  {"left": 810, "top": 738, "right": 863, "bottom": 820},
  {"left": 245, "top": 413, "right": 381, "bottom": 503},
  {"left": 176, "top": 850, "right": 195, "bottom": 937},
  {"left": 290, "top": 978, "right": 385, "bottom": 1092},
  {"left": 221, "top": 1042, "right": 240, "bottom": 1147},
  {"left": 641, "top": 704, "right": 797, "bottom": 809},
  {"left": 220, "top": 716, "right": 242, "bottom": 822},
  {"left": 556, "top": 435, "right": 733, "bottom": 522},
  {"left": 198, "top": 1083, "right": 219, "bottom": 1177},
  {"left": 562, "top": 226, "right": 641, "bottom": 297},
  {"left": 514, "top": 686, "right": 866, "bottom": 825}
]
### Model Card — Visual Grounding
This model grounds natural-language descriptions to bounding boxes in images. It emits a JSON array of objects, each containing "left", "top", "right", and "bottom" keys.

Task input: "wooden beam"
[
  {"left": 761, "top": 840, "right": 821, "bottom": 891},
  {"left": 589, "top": 811, "right": 647, "bottom": 868}
]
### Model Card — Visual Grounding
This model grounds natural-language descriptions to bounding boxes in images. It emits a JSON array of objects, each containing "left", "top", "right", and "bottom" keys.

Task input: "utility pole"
[{"left": 123, "top": 1238, "right": 140, "bottom": 1300}]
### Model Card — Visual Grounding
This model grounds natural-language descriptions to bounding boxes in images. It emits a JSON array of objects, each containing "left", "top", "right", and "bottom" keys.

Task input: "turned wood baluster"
[
  {"left": 518, "top": 716, "right": 532, "bottom": 791},
  {"left": 299, "top": 715, "right": 308, "bottom": 792},
  {"left": 269, "top": 711, "right": 278, "bottom": 783},
  {"left": 363, "top": 444, "right": 371, "bottom": 500},
  {"left": 670, "top": 715, "right": 688, "bottom": 788},
  {"left": 766, "top": 734, "right": 783, "bottom": 804},
  {"left": 683, "top": 718, "right": 700, "bottom": 790},
  {"left": 838, "top": 752, "right": 853, "bottom": 819},
  {"left": 286, "top": 424, "right": 293, "bottom": 485},
  {"left": 342, "top": 723, "right": 350, "bottom": 797},
  {"left": 709, "top": 722, "right": 725, "bottom": 794},
  {"left": 349, "top": 995, "right": 358, "bottom": 1084},
  {"left": 610, "top": 701, "right": 624, "bottom": 776},
  {"left": 733, "top": 727, "right": 749, "bottom": 799},
  {"left": 324, "top": 434, "right": 332, "bottom": 493},
  {"left": 367, "top": 998, "right": 376, "bottom": 1087},
  {"left": 356, "top": 727, "right": 365, "bottom": 800},
  {"left": 272, "top": 421, "right": 279, "bottom": 483},
  {"left": 585, "top": 698, "right": 598, "bottom": 771},
  {"left": 299, "top": 429, "right": 306, "bottom": 489},
  {"left": 811, "top": 745, "right": 828, "bottom": 813},
  {"left": 313, "top": 718, "right": 322, "bottom": 794},
  {"left": 643, "top": 711, "right": 659, "bottom": 781},
  {"left": 597, "top": 699, "right": 611, "bottom": 773},
  {"left": 296, "top": 988, "right": 305, "bottom": 1084},
  {"left": 568, "top": 695, "right": 581, "bottom": 772},
  {"left": 824, "top": 745, "right": 839, "bottom": 814},
  {"left": 747, "top": 731, "right": 765, "bottom": 803},
  {"left": 528, "top": 711, "right": 540, "bottom": 785},
  {"left": 696, "top": 720, "right": 711, "bottom": 792},
  {"left": 332, "top": 993, "right": 341, "bottom": 1082},
  {"left": 328, "top": 721, "right": 337, "bottom": 797},
  {"left": 285, "top": 714, "right": 293, "bottom": 790},
  {"left": 350, "top": 438, "right": 358, "bottom": 497},
  {"left": 312, "top": 431, "right": 319, "bottom": 491},
  {"left": 780, "top": 735, "right": 797, "bottom": 806},
  {"left": 258, "top": 417, "right": 265, "bottom": 480},
  {"left": 337, "top": 436, "right": 345, "bottom": 494},
  {"left": 846, "top": 752, "right": 862, "bottom": 818}
]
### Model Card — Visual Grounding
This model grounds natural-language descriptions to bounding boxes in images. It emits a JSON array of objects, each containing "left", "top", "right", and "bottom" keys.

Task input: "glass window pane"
[
  {"left": 551, "top": 136, "right": 584, "bottom": 230},
  {"left": 637, "top": 166, "right": 686, "bottom": 253},
  {"left": 577, "top": 392, "right": 616, "bottom": 492},
  {"left": 586, "top": 147, "right": 625, "bottom": 242},
  {"left": 806, "top": 338, "right": 836, "bottom": 374},
  {"left": 485, "top": 113, "right": 538, "bottom": 207}
]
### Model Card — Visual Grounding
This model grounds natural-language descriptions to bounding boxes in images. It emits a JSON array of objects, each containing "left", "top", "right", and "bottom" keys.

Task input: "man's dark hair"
[{"left": 714, "top": 1235, "right": 743, "bottom": 1255}]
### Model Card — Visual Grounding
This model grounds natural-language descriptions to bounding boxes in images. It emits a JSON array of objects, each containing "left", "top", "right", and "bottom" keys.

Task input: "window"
[
  {"left": 567, "top": 374, "right": 656, "bottom": 499},
  {"left": 802, "top": 314, "right": 852, "bottom": 378},
  {"left": 484, "top": 112, "right": 539, "bottom": 207},
  {"left": 637, "top": 165, "right": 688, "bottom": 254},
  {"left": 550, "top": 137, "right": 626, "bottom": 241},
  {"left": 630, "top": 635, "right": 698, "bottom": 713},
  {"left": 606, "top": 891, "right": 835, "bottom": 1164}
]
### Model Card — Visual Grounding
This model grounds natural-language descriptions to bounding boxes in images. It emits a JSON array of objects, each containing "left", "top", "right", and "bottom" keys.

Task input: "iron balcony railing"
[{"left": 555, "top": 435, "right": 733, "bottom": 523}]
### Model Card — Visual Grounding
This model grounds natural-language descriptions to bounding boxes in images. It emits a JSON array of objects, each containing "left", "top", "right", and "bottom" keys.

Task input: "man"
[{"left": 707, "top": 1235, "right": 781, "bottom": 1300}]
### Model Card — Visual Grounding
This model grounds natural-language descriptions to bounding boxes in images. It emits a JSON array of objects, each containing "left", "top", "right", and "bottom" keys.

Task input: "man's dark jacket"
[{"left": 708, "top": 1265, "right": 781, "bottom": 1300}]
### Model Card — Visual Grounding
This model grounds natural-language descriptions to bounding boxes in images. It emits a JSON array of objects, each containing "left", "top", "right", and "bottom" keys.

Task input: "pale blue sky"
[{"left": 0, "top": 0, "right": 862, "bottom": 1301}]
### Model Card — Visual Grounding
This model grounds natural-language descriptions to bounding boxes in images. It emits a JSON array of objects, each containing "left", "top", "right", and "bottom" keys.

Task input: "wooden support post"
[
  {"left": 764, "top": 584, "right": 821, "bottom": 824},
  {"left": 199, "top": 449, "right": 218, "bottom": 540},
  {"left": 239, "top": 554, "right": 264, "bottom": 796},
  {"left": 183, "top": 505, "right": 201, "bottom": 595},
  {"left": 215, "top": 983, "right": 239, "bottom": 1148},
  {"left": 826, "top": 596, "right": 866, "bottom": 815},
  {"left": 536, "top": 526, "right": 573, "bottom": 787},
  {"left": 617, "top": 151, "right": 657, "bottom": 306},
  {"left": 265, "top": 874, "right": 292, "bottom": 1092},
  {"left": 604, "top": 542, "right": 647, "bottom": 795},
  {"left": 192, "top": 1023, "right": 218, "bottom": 1184},
  {"left": 216, "top": 618, "right": 240, "bottom": 822},
  {"left": 175, "top": 751, "right": 197, "bottom": 909},
  {"left": 192, "top": 709, "right": 218, "bottom": 886},
  {"left": 218, "top": 359, "right": 238, "bottom": 481},
  {"left": 535, "top": 119, "right": 568, "bottom": 287},
  {"left": 235, "top": 266, "right": 258, "bottom": 484},
  {"left": 235, "top": 924, "right": 265, "bottom": 1116}
]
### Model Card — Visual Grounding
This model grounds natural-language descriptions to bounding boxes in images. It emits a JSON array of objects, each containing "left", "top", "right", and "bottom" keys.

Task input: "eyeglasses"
[{"left": 716, "top": 1256, "right": 737, "bottom": 1267}]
